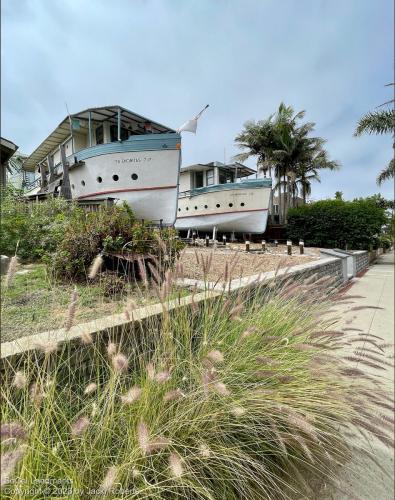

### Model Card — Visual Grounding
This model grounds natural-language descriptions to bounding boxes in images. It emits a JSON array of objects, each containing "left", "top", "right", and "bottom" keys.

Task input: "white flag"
[{"left": 177, "top": 105, "right": 209, "bottom": 134}]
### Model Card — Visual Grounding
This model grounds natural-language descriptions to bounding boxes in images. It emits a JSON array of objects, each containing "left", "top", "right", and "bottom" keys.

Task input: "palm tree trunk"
[
  {"left": 282, "top": 173, "right": 288, "bottom": 224},
  {"left": 276, "top": 166, "right": 282, "bottom": 224}
]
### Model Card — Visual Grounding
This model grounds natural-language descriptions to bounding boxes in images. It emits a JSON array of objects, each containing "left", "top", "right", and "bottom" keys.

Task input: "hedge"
[{"left": 287, "top": 199, "right": 387, "bottom": 249}]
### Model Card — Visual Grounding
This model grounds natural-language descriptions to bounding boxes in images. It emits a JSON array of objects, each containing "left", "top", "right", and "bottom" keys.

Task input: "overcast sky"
[{"left": 1, "top": 0, "right": 394, "bottom": 200}]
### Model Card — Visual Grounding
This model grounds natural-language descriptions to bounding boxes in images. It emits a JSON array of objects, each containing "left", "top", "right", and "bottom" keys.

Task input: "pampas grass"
[
  {"left": 120, "top": 386, "right": 141, "bottom": 405},
  {"left": 1, "top": 445, "right": 27, "bottom": 487},
  {"left": 88, "top": 254, "right": 103, "bottom": 280},
  {"left": 12, "top": 371, "right": 27, "bottom": 389},
  {"left": 111, "top": 353, "right": 129, "bottom": 373},
  {"left": 64, "top": 287, "right": 78, "bottom": 331},
  {"left": 169, "top": 452, "right": 184, "bottom": 478},
  {"left": 71, "top": 417, "right": 90, "bottom": 437},
  {"left": 1, "top": 263, "right": 394, "bottom": 499},
  {"left": 99, "top": 465, "right": 118, "bottom": 493}
]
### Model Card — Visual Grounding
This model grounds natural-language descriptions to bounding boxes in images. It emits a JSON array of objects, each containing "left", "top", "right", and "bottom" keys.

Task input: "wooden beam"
[
  {"left": 59, "top": 144, "right": 72, "bottom": 200},
  {"left": 47, "top": 154, "right": 55, "bottom": 183}
]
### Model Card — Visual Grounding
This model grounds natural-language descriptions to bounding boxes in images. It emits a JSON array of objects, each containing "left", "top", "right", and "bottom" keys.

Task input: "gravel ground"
[{"left": 178, "top": 244, "right": 318, "bottom": 282}]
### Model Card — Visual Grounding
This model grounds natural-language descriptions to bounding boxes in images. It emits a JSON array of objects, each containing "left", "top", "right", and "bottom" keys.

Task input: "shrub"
[
  {"left": 1, "top": 265, "right": 393, "bottom": 498},
  {"left": 287, "top": 199, "right": 387, "bottom": 249},
  {"left": 0, "top": 189, "right": 183, "bottom": 280},
  {"left": 49, "top": 205, "right": 182, "bottom": 281},
  {"left": 0, "top": 188, "right": 82, "bottom": 261}
]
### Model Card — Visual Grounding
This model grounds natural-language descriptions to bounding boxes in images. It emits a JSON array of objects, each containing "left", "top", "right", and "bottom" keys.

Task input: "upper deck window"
[
  {"left": 96, "top": 125, "right": 104, "bottom": 145},
  {"left": 219, "top": 169, "right": 234, "bottom": 184},
  {"left": 206, "top": 169, "right": 214, "bottom": 186},
  {"left": 110, "top": 125, "right": 129, "bottom": 142},
  {"left": 194, "top": 171, "right": 204, "bottom": 189}
]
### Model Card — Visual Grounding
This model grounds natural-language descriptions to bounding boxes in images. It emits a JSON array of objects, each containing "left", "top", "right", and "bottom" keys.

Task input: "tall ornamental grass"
[{"left": 1, "top": 256, "right": 393, "bottom": 499}]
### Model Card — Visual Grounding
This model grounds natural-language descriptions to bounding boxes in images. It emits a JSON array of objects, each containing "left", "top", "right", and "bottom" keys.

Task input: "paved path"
[{"left": 321, "top": 252, "right": 394, "bottom": 500}]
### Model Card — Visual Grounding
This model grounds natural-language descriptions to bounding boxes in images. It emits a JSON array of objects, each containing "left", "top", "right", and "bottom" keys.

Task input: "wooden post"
[
  {"left": 262, "top": 240, "right": 266, "bottom": 252},
  {"left": 245, "top": 240, "right": 250, "bottom": 252},
  {"left": 287, "top": 240, "right": 292, "bottom": 255},
  {"left": 117, "top": 107, "right": 121, "bottom": 142},
  {"left": 47, "top": 154, "right": 55, "bottom": 183},
  {"left": 192, "top": 232, "right": 196, "bottom": 245},
  {"left": 205, "top": 235, "right": 210, "bottom": 247},
  {"left": 39, "top": 162, "right": 47, "bottom": 189},
  {"left": 88, "top": 111, "right": 92, "bottom": 147},
  {"left": 59, "top": 144, "right": 72, "bottom": 199},
  {"left": 299, "top": 240, "right": 304, "bottom": 254},
  {"left": 223, "top": 235, "right": 226, "bottom": 246}
]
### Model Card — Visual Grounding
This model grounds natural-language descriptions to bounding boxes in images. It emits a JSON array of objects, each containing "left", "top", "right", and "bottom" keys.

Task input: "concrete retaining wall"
[
  {"left": 353, "top": 251, "right": 369, "bottom": 275},
  {"left": 0, "top": 256, "right": 346, "bottom": 361}
]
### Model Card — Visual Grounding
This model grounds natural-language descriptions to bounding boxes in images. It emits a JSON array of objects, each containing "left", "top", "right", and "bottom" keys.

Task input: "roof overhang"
[
  {"left": 180, "top": 161, "right": 256, "bottom": 177},
  {"left": 23, "top": 106, "right": 177, "bottom": 171},
  {"left": 1, "top": 137, "right": 19, "bottom": 164}
]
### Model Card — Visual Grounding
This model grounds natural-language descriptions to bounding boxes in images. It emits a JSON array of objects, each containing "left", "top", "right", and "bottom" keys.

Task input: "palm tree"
[
  {"left": 355, "top": 84, "right": 395, "bottom": 185},
  {"left": 235, "top": 103, "right": 339, "bottom": 223}
]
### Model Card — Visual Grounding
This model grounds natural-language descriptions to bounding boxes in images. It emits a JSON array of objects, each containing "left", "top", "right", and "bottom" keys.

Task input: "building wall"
[{"left": 179, "top": 172, "right": 191, "bottom": 192}]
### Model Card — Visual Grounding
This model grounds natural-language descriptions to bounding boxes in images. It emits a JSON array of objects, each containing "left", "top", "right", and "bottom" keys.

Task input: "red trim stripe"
[
  {"left": 177, "top": 208, "right": 268, "bottom": 219},
  {"left": 76, "top": 185, "right": 177, "bottom": 200}
]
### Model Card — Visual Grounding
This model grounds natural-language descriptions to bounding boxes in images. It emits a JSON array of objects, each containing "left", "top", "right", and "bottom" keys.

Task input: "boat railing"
[{"left": 24, "top": 177, "right": 41, "bottom": 192}]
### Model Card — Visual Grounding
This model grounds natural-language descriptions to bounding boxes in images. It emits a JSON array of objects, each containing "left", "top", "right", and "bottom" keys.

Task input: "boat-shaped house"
[
  {"left": 23, "top": 106, "right": 182, "bottom": 225},
  {"left": 175, "top": 161, "right": 272, "bottom": 234}
]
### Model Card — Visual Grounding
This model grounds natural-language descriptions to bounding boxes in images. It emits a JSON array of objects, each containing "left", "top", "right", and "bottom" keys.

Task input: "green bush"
[
  {"left": 48, "top": 204, "right": 183, "bottom": 281},
  {"left": 287, "top": 199, "right": 387, "bottom": 249},
  {"left": 1, "top": 190, "right": 183, "bottom": 280},
  {"left": 0, "top": 188, "right": 82, "bottom": 261},
  {"left": 378, "top": 235, "right": 392, "bottom": 250}
]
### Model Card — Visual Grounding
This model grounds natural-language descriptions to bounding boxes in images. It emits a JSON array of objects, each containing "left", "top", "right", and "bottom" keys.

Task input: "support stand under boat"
[{"left": 212, "top": 226, "right": 217, "bottom": 244}]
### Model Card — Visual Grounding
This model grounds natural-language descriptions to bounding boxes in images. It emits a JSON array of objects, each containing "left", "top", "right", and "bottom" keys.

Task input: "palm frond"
[
  {"left": 377, "top": 158, "right": 395, "bottom": 185},
  {"left": 355, "top": 109, "right": 395, "bottom": 136}
]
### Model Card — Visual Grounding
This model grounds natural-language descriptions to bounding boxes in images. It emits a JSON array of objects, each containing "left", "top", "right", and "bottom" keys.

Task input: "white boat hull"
[
  {"left": 69, "top": 134, "right": 181, "bottom": 225},
  {"left": 175, "top": 181, "right": 271, "bottom": 234}
]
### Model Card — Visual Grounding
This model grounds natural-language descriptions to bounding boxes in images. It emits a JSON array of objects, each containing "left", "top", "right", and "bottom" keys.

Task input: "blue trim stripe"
[
  {"left": 74, "top": 133, "right": 181, "bottom": 161},
  {"left": 189, "top": 178, "right": 272, "bottom": 197}
]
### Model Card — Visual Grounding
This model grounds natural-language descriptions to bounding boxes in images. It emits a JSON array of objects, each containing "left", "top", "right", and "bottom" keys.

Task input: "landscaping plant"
[
  {"left": 1, "top": 258, "right": 393, "bottom": 499},
  {"left": 287, "top": 198, "right": 387, "bottom": 249}
]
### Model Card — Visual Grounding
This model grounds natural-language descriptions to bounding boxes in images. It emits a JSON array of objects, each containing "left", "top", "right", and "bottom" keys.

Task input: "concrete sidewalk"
[{"left": 321, "top": 251, "right": 394, "bottom": 500}]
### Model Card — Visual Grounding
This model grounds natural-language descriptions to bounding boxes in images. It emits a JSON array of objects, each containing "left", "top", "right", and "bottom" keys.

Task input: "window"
[
  {"left": 206, "top": 169, "right": 214, "bottom": 185},
  {"left": 216, "top": 203, "right": 220, "bottom": 208},
  {"left": 194, "top": 206, "right": 198, "bottom": 210},
  {"left": 219, "top": 169, "right": 233, "bottom": 184},
  {"left": 229, "top": 203, "right": 233, "bottom": 207},
  {"left": 178, "top": 208, "right": 181, "bottom": 212},
  {"left": 71, "top": 184, "right": 75, "bottom": 190},
  {"left": 204, "top": 205, "right": 208, "bottom": 209},
  {"left": 186, "top": 207, "right": 189, "bottom": 211},
  {"left": 131, "top": 173, "right": 138, "bottom": 180},
  {"left": 95, "top": 125, "right": 104, "bottom": 145},
  {"left": 110, "top": 125, "right": 129, "bottom": 142},
  {"left": 112, "top": 174, "right": 119, "bottom": 181},
  {"left": 240, "top": 202, "right": 245, "bottom": 207},
  {"left": 81, "top": 180, "right": 85, "bottom": 186},
  {"left": 194, "top": 171, "right": 204, "bottom": 188},
  {"left": 97, "top": 176, "right": 102, "bottom": 183}
]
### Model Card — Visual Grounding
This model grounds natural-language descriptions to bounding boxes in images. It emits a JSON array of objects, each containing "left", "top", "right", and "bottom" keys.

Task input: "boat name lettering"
[{"left": 114, "top": 157, "right": 152, "bottom": 164}]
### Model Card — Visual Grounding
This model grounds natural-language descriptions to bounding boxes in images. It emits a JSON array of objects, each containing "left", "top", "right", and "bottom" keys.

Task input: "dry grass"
[{"left": 178, "top": 245, "right": 318, "bottom": 282}]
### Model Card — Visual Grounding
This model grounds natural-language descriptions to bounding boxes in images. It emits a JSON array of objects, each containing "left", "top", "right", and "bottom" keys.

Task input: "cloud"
[{"left": 1, "top": 0, "right": 393, "bottom": 199}]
